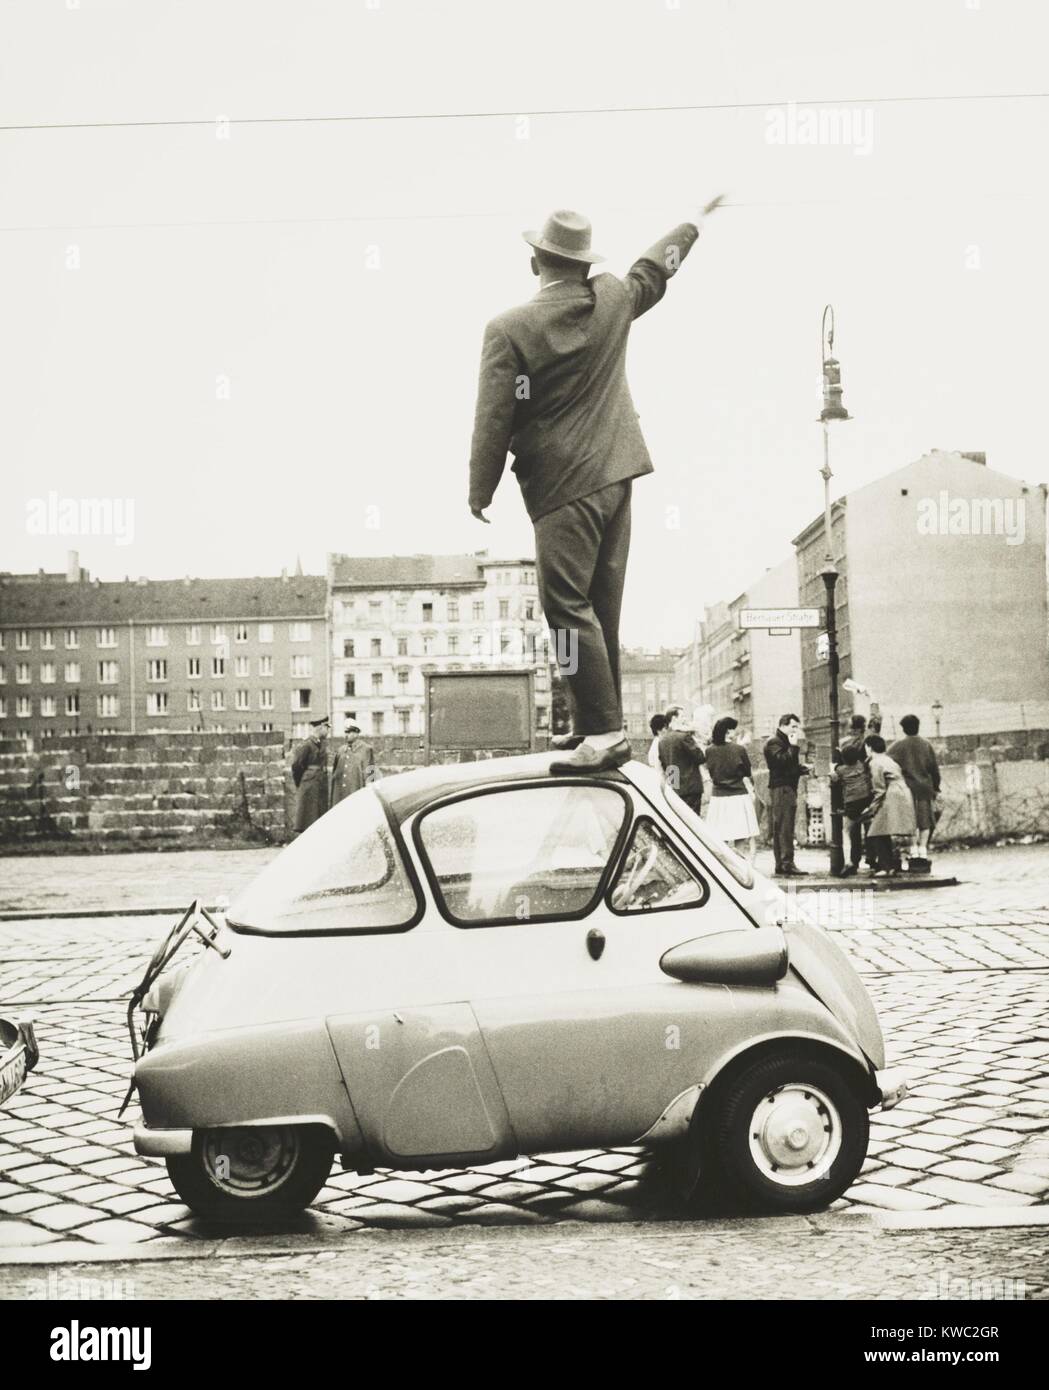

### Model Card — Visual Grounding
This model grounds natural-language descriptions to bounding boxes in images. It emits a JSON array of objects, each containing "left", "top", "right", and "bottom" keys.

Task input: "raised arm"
[{"left": 625, "top": 197, "right": 725, "bottom": 320}]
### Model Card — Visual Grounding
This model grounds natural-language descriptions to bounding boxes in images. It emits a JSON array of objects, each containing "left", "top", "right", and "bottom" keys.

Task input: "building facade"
[
  {"left": 794, "top": 450, "right": 1049, "bottom": 762},
  {"left": 620, "top": 649, "right": 682, "bottom": 737},
  {"left": 0, "top": 556, "right": 329, "bottom": 744},
  {"left": 328, "top": 553, "right": 550, "bottom": 738}
]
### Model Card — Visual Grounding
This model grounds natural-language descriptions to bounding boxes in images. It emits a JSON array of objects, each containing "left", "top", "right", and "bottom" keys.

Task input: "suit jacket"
[
  {"left": 469, "top": 222, "right": 701, "bottom": 521},
  {"left": 888, "top": 734, "right": 940, "bottom": 800},
  {"left": 763, "top": 730, "right": 805, "bottom": 792},
  {"left": 658, "top": 729, "right": 706, "bottom": 801}
]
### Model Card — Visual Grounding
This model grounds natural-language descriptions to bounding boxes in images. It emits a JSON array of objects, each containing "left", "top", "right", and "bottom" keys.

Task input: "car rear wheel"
[
  {"left": 703, "top": 1051, "right": 869, "bottom": 1213},
  {"left": 166, "top": 1124, "right": 334, "bottom": 1222}
]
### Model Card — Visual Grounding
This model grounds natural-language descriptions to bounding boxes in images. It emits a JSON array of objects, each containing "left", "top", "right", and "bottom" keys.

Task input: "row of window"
[
  {"left": 337, "top": 596, "right": 537, "bottom": 626},
  {"left": 0, "top": 623, "right": 315, "bottom": 652},
  {"left": 342, "top": 625, "right": 540, "bottom": 660},
  {"left": 0, "top": 656, "right": 313, "bottom": 684},
  {"left": 0, "top": 690, "right": 314, "bottom": 719},
  {"left": 342, "top": 665, "right": 549, "bottom": 697},
  {"left": 16, "top": 723, "right": 283, "bottom": 741}
]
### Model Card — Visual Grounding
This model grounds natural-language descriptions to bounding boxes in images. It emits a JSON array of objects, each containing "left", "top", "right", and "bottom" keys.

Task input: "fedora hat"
[{"left": 522, "top": 209, "right": 604, "bottom": 265}]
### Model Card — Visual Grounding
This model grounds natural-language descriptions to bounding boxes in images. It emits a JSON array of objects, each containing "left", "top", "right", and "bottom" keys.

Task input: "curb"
[
  {"left": 1, "top": 1206, "right": 1046, "bottom": 1266},
  {"left": 0, "top": 905, "right": 223, "bottom": 923},
  {"left": 772, "top": 876, "right": 960, "bottom": 891}
]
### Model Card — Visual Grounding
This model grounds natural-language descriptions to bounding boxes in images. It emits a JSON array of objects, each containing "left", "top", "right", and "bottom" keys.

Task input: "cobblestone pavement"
[
  {"left": 1, "top": 844, "right": 1048, "bottom": 1256},
  {"left": 0, "top": 1221, "right": 1044, "bottom": 1300}
]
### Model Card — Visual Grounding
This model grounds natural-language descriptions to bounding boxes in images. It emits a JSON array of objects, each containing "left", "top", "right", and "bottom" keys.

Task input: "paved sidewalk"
[{"left": 1, "top": 843, "right": 1048, "bottom": 1257}]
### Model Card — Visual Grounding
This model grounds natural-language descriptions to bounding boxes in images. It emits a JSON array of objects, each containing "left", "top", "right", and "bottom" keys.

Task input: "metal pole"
[{"left": 820, "top": 422, "right": 844, "bottom": 876}]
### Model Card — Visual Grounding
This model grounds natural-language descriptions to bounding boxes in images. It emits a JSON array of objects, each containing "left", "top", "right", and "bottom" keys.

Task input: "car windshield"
[
  {"left": 662, "top": 784, "right": 755, "bottom": 890},
  {"left": 227, "top": 788, "right": 419, "bottom": 933}
]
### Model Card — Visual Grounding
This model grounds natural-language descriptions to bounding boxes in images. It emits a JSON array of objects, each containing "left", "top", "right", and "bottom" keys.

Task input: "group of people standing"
[
  {"left": 649, "top": 705, "right": 942, "bottom": 879},
  {"left": 290, "top": 716, "right": 378, "bottom": 834}
]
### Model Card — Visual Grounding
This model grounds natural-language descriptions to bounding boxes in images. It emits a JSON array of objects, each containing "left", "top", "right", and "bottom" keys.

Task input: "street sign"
[{"left": 739, "top": 607, "right": 821, "bottom": 630}]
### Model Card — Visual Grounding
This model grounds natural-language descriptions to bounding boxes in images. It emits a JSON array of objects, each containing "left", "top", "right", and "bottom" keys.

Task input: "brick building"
[
  {"left": 328, "top": 552, "right": 550, "bottom": 737},
  {"left": 0, "top": 554, "right": 328, "bottom": 744}
]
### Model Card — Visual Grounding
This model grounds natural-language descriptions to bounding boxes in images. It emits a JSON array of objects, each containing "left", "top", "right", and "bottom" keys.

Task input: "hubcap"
[
  {"left": 201, "top": 1127, "right": 300, "bottom": 1198},
  {"left": 748, "top": 1083, "right": 842, "bottom": 1187}
]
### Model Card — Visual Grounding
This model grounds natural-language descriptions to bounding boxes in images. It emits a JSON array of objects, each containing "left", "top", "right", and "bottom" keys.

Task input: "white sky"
[{"left": 2, "top": 0, "right": 1047, "bottom": 647}]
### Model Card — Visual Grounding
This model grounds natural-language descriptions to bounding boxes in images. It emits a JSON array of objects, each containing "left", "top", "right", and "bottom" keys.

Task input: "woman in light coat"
[{"left": 864, "top": 735, "right": 917, "bottom": 875}]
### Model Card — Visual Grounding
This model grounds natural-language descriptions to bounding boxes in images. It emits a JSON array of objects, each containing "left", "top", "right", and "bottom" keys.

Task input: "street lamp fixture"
[
  {"left": 818, "top": 305, "right": 850, "bottom": 876},
  {"left": 932, "top": 699, "right": 943, "bottom": 738}
]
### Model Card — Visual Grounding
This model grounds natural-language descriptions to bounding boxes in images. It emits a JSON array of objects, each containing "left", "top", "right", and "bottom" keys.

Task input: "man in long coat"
[
  {"left": 329, "top": 720, "right": 377, "bottom": 805},
  {"left": 468, "top": 200, "right": 723, "bottom": 774},
  {"left": 291, "top": 716, "right": 330, "bottom": 834}
]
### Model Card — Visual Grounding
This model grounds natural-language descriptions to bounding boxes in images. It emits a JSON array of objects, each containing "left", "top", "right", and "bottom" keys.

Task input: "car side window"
[
  {"left": 609, "top": 818, "right": 707, "bottom": 915},
  {"left": 416, "top": 784, "right": 627, "bottom": 926}
]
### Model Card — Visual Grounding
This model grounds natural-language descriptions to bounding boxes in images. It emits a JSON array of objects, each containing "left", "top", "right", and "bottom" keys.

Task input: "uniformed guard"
[
  {"left": 329, "top": 719, "right": 377, "bottom": 806},
  {"left": 291, "top": 715, "right": 330, "bottom": 834}
]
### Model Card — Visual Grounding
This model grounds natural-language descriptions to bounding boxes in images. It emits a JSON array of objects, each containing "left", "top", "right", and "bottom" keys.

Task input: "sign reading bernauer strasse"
[{"left": 739, "top": 607, "right": 821, "bottom": 629}]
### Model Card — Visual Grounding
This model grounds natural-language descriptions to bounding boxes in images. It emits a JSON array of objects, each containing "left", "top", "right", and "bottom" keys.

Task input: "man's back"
[
  {"left": 659, "top": 728, "right": 706, "bottom": 799},
  {"left": 469, "top": 222, "right": 700, "bottom": 521},
  {"left": 889, "top": 734, "right": 939, "bottom": 796}
]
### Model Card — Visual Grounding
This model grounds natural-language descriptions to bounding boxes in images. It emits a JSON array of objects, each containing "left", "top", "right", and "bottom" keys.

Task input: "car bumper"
[
  {"left": 134, "top": 1123, "right": 193, "bottom": 1156},
  {"left": 876, "top": 1068, "right": 908, "bottom": 1111}
]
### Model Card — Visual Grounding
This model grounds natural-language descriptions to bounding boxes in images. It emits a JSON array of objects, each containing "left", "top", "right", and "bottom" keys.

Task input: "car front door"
[{"left": 409, "top": 780, "right": 746, "bottom": 1155}]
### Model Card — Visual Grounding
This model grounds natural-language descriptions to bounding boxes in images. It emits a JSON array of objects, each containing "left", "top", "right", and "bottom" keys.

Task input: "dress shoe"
[
  {"left": 780, "top": 865, "right": 808, "bottom": 876},
  {"left": 839, "top": 864, "right": 858, "bottom": 878},
  {"left": 549, "top": 738, "right": 632, "bottom": 775},
  {"left": 549, "top": 732, "right": 585, "bottom": 751}
]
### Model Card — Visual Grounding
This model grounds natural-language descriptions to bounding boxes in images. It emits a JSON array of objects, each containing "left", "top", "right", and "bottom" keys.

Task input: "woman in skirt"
[{"left": 703, "top": 716, "right": 759, "bottom": 860}]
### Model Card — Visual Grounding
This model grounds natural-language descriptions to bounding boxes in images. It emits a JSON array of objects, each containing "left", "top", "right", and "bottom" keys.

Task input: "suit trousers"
[
  {"left": 533, "top": 479, "right": 632, "bottom": 736},
  {"left": 769, "top": 785, "right": 798, "bottom": 871}
]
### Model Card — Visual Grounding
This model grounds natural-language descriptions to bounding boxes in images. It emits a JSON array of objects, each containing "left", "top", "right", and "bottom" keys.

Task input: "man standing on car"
[
  {"left": 468, "top": 199, "right": 724, "bottom": 774},
  {"left": 763, "top": 713, "right": 813, "bottom": 876},
  {"left": 291, "top": 715, "right": 330, "bottom": 835}
]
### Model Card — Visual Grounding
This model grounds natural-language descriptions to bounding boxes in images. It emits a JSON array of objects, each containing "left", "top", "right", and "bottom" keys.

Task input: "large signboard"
[{"left": 424, "top": 669, "right": 536, "bottom": 762}]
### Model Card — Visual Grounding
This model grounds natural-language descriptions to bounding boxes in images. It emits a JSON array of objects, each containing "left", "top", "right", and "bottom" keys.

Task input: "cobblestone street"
[{"left": 2, "top": 843, "right": 1048, "bottom": 1267}]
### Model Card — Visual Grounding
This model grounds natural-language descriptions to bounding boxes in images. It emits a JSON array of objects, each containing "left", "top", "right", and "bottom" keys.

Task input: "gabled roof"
[
  {"left": 329, "top": 553, "right": 532, "bottom": 590},
  {"left": 0, "top": 575, "right": 327, "bottom": 626}
]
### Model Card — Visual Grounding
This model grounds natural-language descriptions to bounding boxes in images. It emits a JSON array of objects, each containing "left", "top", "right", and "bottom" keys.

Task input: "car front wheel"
[
  {"left": 166, "top": 1124, "right": 334, "bottom": 1222},
  {"left": 704, "top": 1051, "right": 869, "bottom": 1214}
]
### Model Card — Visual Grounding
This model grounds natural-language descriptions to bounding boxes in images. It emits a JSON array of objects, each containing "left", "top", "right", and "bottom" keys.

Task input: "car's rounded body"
[{"left": 128, "top": 755, "right": 906, "bottom": 1217}]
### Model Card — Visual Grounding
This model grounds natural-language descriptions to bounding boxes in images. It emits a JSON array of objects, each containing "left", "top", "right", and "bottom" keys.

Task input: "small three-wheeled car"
[{"left": 126, "top": 755, "right": 906, "bottom": 1221}]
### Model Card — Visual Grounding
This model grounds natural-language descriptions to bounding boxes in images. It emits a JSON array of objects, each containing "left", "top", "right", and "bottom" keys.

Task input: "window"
[
  {"left": 64, "top": 662, "right": 80, "bottom": 683},
  {"left": 292, "top": 688, "right": 311, "bottom": 712},
  {"left": 290, "top": 622, "right": 312, "bottom": 642},
  {"left": 147, "top": 692, "right": 170, "bottom": 717},
  {"left": 448, "top": 634, "right": 459, "bottom": 655},
  {"left": 372, "top": 711, "right": 384, "bottom": 734},
  {"left": 187, "top": 657, "right": 201, "bottom": 679},
  {"left": 290, "top": 654, "right": 311, "bottom": 678},
  {"left": 187, "top": 690, "right": 201, "bottom": 712},
  {"left": 663, "top": 784, "right": 755, "bottom": 890},
  {"left": 394, "top": 600, "right": 408, "bottom": 622},
  {"left": 447, "top": 600, "right": 459, "bottom": 622},
  {"left": 398, "top": 710, "right": 410, "bottom": 733},
  {"left": 343, "top": 639, "right": 355, "bottom": 659},
  {"left": 609, "top": 819, "right": 706, "bottom": 914},
  {"left": 65, "top": 693, "right": 80, "bottom": 717},
  {"left": 499, "top": 600, "right": 509, "bottom": 621},
  {"left": 472, "top": 601, "right": 484, "bottom": 621},
  {"left": 396, "top": 637, "right": 408, "bottom": 657},
  {"left": 422, "top": 602, "right": 433, "bottom": 622},
  {"left": 226, "top": 787, "right": 419, "bottom": 935},
  {"left": 65, "top": 629, "right": 79, "bottom": 649},
  {"left": 97, "top": 694, "right": 119, "bottom": 718},
  {"left": 259, "top": 689, "right": 274, "bottom": 710},
  {"left": 500, "top": 633, "right": 511, "bottom": 655},
  {"left": 210, "top": 625, "right": 227, "bottom": 645},
  {"left": 0, "top": 696, "right": 6, "bottom": 718},
  {"left": 40, "top": 630, "right": 55, "bottom": 650},
  {"left": 525, "top": 600, "right": 536, "bottom": 620},
  {"left": 211, "top": 690, "right": 226, "bottom": 712},
  {"left": 260, "top": 721, "right": 274, "bottom": 732},
  {"left": 370, "top": 638, "right": 382, "bottom": 658},
  {"left": 371, "top": 673, "right": 383, "bottom": 695},
  {"left": 523, "top": 568, "right": 535, "bottom": 585},
  {"left": 417, "top": 784, "right": 627, "bottom": 926},
  {"left": 234, "top": 655, "right": 249, "bottom": 677},
  {"left": 187, "top": 625, "right": 201, "bottom": 646},
  {"left": 98, "top": 661, "right": 119, "bottom": 684},
  {"left": 147, "top": 659, "right": 168, "bottom": 682},
  {"left": 211, "top": 657, "right": 226, "bottom": 677},
  {"left": 258, "top": 623, "right": 273, "bottom": 644},
  {"left": 40, "top": 695, "right": 56, "bottom": 717},
  {"left": 146, "top": 626, "right": 168, "bottom": 646},
  {"left": 258, "top": 654, "right": 273, "bottom": 676},
  {"left": 234, "top": 623, "right": 249, "bottom": 643},
  {"left": 344, "top": 675, "right": 356, "bottom": 697},
  {"left": 235, "top": 689, "right": 250, "bottom": 711},
  {"left": 0, "top": 665, "right": 5, "bottom": 684},
  {"left": 16, "top": 696, "right": 31, "bottom": 718},
  {"left": 368, "top": 602, "right": 381, "bottom": 618},
  {"left": 471, "top": 634, "right": 484, "bottom": 657},
  {"left": 423, "top": 635, "right": 433, "bottom": 656},
  {"left": 16, "top": 631, "right": 30, "bottom": 650},
  {"left": 96, "top": 628, "right": 116, "bottom": 648},
  {"left": 397, "top": 669, "right": 408, "bottom": 690},
  {"left": 40, "top": 662, "right": 56, "bottom": 684}
]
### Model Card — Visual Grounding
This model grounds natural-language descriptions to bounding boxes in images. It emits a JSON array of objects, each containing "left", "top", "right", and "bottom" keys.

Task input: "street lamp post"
[{"left": 819, "top": 305, "right": 850, "bottom": 877}]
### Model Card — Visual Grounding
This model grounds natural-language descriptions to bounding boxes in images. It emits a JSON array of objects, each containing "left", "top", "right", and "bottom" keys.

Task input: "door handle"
[{"left": 586, "top": 928, "right": 605, "bottom": 961}]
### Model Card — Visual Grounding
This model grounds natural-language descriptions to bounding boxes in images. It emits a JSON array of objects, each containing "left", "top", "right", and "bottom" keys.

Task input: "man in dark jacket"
[
  {"left": 329, "top": 720, "right": 377, "bottom": 806},
  {"left": 291, "top": 716, "right": 330, "bottom": 834},
  {"left": 658, "top": 707, "right": 706, "bottom": 816},
  {"left": 469, "top": 200, "right": 723, "bottom": 774},
  {"left": 763, "top": 713, "right": 813, "bottom": 876},
  {"left": 889, "top": 714, "right": 941, "bottom": 858}
]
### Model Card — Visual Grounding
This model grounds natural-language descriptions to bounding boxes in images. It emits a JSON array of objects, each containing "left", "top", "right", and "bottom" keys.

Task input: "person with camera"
[{"left": 763, "top": 713, "right": 813, "bottom": 876}]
